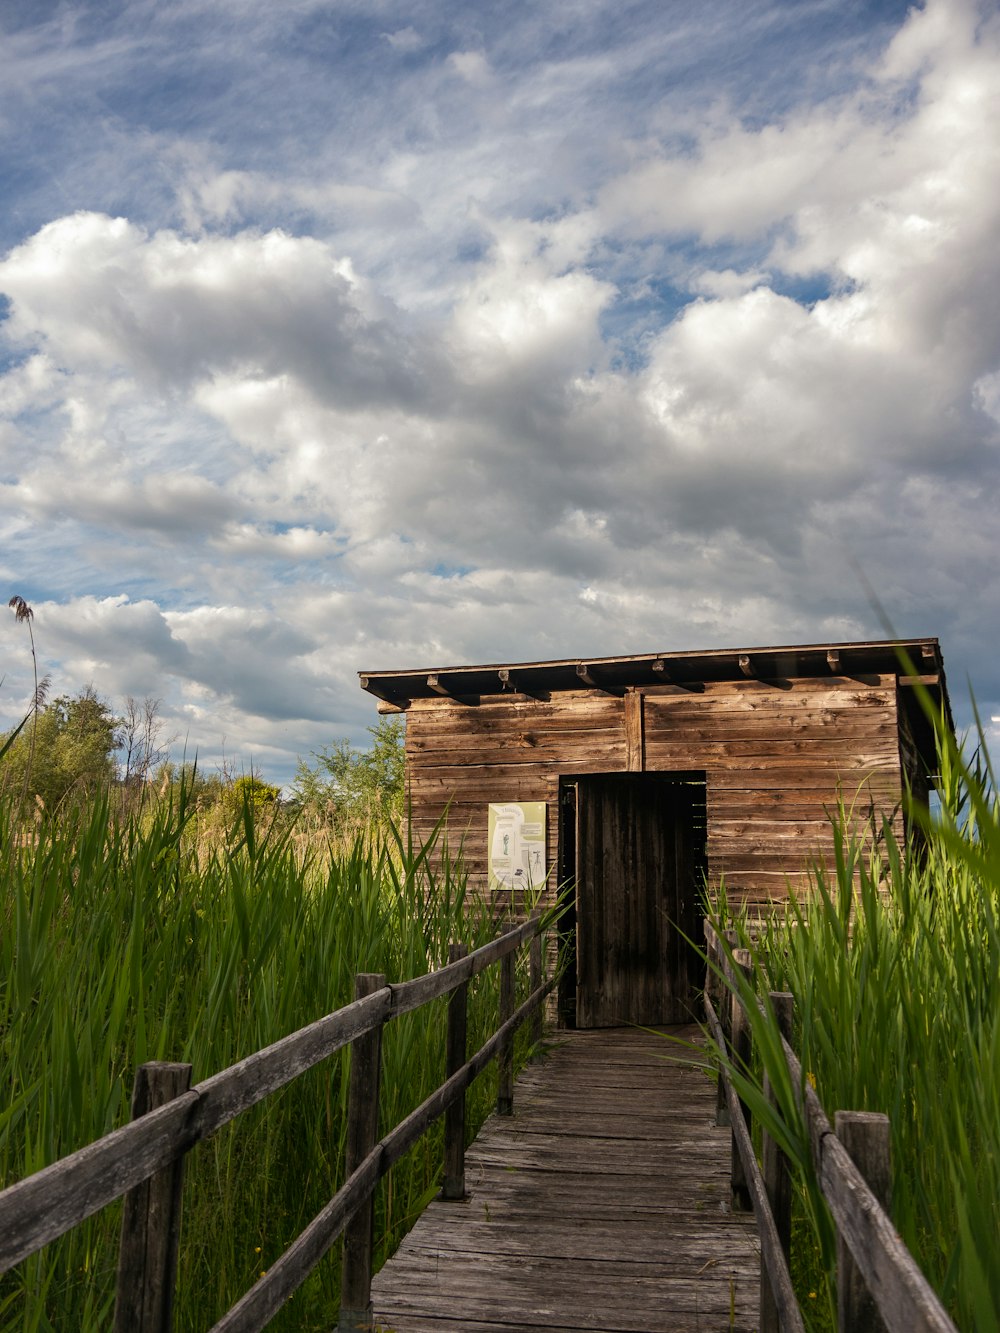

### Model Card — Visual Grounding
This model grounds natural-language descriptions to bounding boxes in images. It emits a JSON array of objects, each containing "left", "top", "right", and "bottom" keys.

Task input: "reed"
[
  {"left": 0, "top": 785, "right": 520, "bottom": 1331},
  {"left": 709, "top": 720, "right": 1000, "bottom": 1331}
]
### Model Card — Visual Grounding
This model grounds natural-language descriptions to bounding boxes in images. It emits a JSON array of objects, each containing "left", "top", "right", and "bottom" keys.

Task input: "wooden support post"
[
  {"left": 730, "top": 949, "right": 753, "bottom": 1212},
  {"left": 704, "top": 927, "right": 730, "bottom": 1127},
  {"left": 339, "top": 974, "right": 385, "bottom": 1333},
  {"left": 835, "top": 1111, "right": 892, "bottom": 1333},
  {"left": 442, "top": 944, "right": 469, "bottom": 1201},
  {"left": 497, "top": 949, "right": 515, "bottom": 1115},
  {"left": 760, "top": 993, "right": 795, "bottom": 1333},
  {"left": 529, "top": 923, "right": 544, "bottom": 1055},
  {"left": 715, "top": 1052, "right": 730, "bottom": 1124},
  {"left": 724, "top": 934, "right": 742, "bottom": 1033},
  {"left": 624, "top": 689, "right": 645, "bottom": 771},
  {"left": 114, "top": 1061, "right": 193, "bottom": 1333}
]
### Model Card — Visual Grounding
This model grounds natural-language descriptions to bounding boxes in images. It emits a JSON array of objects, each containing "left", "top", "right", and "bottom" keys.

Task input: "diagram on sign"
[{"left": 488, "top": 802, "right": 546, "bottom": 893}]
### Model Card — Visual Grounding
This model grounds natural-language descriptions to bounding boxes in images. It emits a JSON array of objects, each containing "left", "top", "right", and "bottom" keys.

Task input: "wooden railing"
[
  {"left": 0, "top": 913, "right": 555, "bottom": 1333},
  {"left": 703, "top": 919, "right": 958, "bottom": 1333}
]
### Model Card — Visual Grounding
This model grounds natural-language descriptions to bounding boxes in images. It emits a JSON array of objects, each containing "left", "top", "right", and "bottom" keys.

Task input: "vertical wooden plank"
[
  {"left": 646, "top": 779, "right": 665, "bottom": 1022},
  {"left": 497, "top": 950, "right": 515, "bottom": 1114},
  {"left": 557, "top": 780, "right": 578, "bottom": 1029},
  {"left": 705, "top": 926, "right": 731, "bottom": 1128},
  {"left": 625, "top": 782, "right": 640, "bottom": 1023},
  {"left": 114, "top": 1062, "right": 192, "bottom": 1333},
  {"left": 835, "top": 1111, "right": 892, "bottom": 1333},
  {"left": 625, "top": 778, "right": 641, "bottom": 1023},
  {"left": 670, "top": 779, "right": 702, "bottom": 1020},
  {"left": 730, "top": 949, "right": 753, "bottom": 1212},
  {"left": 760, "top": 992, "right": 795, "bottom": 1333},
  {"left": 442, "top": 944, "right": 468, "bottom": 1200},
  {"left": 624, "top": 689, "right": 645, "bottom": 772},
  {"left": 668, "top": 783, "right": 683, "bottom": 1019},
  {"left": 576, "top": 776, "right": 601, "bottom": 1028},
  {"left": 529, "top": 919, "right": 544, "bottom": 1054},
  {"left": 339, "top": 973, "right": 386, "bottom": 1333}
]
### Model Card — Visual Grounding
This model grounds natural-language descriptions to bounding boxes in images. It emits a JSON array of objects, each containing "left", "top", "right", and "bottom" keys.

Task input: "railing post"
[
  {"left": 442, "top": 943, "right": 468, "bottom": 1200},
  {"left": 835, "top": 1111, "right": 892, "bottom": 1333},
  {"left": 529, "top": 915, "right": 544, "bottom": 1056},
  {"left": 705, "top": 924, "right": 730, "bottom": 1127},
  {"left": 338, "top": 973, "right": 386, "bottom": 1333},
  {"left": 114, "top": 1061, "right": 193, "bottom": 1333},
  {"left": 760, "top": 992, "right": 795, "bottom": 1333},
  {"left": 497, "top": 948, "right": 515, "bottom": 1115},
  {"left": 730, "top": 948, "right": 753, "bottom": 1212}
]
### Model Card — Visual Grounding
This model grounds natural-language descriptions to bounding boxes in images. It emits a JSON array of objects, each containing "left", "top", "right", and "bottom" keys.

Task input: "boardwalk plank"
[{"left": 372, "top": 1026, "right": 759, "bottom": 1333}]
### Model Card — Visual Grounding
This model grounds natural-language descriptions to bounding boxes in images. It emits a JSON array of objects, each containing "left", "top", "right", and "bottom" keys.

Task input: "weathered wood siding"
[
  {"left": 404, "top": 675, "right": 904, "bottom": 914},
  {"left": 644, "top": 676, "right": 904, "bottom": 908},
  {"left": 405, "top": 690, "right": 622, "bottom": 908}
]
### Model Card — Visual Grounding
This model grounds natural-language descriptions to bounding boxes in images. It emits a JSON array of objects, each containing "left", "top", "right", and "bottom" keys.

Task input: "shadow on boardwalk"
[{"left": 372, "top": 1025, "right": 760, "bottom": 1333}]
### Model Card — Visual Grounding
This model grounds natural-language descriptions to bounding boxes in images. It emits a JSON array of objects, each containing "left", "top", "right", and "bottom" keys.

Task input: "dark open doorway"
[{"left": 559, "top": 772, "right": 707, "bottom": 1028}]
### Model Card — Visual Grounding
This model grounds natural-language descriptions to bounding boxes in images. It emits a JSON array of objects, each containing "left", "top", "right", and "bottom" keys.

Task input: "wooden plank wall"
[
  {"left": 405, "top": 691, "right": 621, "bottom": 914},
  {"left": 403, "top": 675, "right": 904, "bottom": 915},
  {"left": 644, "top": 677, "right": 904, "bottom": 910}
]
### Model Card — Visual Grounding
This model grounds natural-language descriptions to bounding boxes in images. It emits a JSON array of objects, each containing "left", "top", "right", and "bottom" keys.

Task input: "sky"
[{"left": 0, "top": 0, "right": 998, "bottom": 786}]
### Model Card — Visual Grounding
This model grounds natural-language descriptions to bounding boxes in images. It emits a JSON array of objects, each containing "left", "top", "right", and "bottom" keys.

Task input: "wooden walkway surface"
[{"left": 371, "top": 1025, "right": 760, "bottom": 1333}]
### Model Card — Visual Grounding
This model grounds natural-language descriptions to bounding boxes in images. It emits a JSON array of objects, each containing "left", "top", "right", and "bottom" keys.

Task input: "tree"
[
  {"left": 293, "top": 716, "right": 405, "bottom": 827},
  {"left": 118, "top": 695, "right": 173, "bottom": 791},
  {"left": 1, "top": 686, "right": 120, "bottom": 811},
  {"left": 222, "top": 773, "right": 281, "bottom": 819}
]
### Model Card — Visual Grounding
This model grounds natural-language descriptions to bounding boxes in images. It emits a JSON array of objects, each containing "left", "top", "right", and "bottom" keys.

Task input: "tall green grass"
[
  {"left": 0, "top": 786, "right": 523, "bottom": 1331},
  {"left": 711, "top": 726, "right": 1000, "bottom": 1332}
]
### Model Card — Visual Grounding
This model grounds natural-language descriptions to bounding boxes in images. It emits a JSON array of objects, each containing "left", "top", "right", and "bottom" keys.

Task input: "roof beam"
[
  {"left": 650, "top": 659, "right": 705, "bottom": 692},
  {"left": 427, "top": 674, "right": 479, "bottom": 705},
  {"left": 576, "top": 663, "right": 625, "bottom": 695},
  {"left": 498, "top": 668, "right": 549, "bottom": 701},
  {"left": 359, "top": 676, "right": 410, "bottom": 709}
]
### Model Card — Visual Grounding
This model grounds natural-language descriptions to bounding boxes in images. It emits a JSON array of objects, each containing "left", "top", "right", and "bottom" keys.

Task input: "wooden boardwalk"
[{"left": 371, "top": 1025, "right": 760, "bottom": 1333}]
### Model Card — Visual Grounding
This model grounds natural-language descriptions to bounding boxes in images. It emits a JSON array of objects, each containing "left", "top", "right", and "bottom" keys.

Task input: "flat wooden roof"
[{"left": 360, "top": 637, "right": 946, "bottom": 702}]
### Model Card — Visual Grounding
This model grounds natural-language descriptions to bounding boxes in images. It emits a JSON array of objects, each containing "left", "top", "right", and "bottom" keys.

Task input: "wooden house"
[{"left": 359, "top": 639, "right": 951, "bottom": 1028}]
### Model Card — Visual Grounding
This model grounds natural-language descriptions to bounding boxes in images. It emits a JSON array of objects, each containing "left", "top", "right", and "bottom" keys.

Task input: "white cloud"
[
  {"left": 1, "top": 0, "right": 999, "bottom": 782},
  {"left": 383, "top": 27, "right": 426, "bottom": 54},
  {"left": 448, "top": 225, "right": 615, "bottom": 380},
  {"left": 447, "top": 51, "right": 492, "bottom": 85},
  {"left": 690, "top": 269, "right": 770, "bottom": 299}
]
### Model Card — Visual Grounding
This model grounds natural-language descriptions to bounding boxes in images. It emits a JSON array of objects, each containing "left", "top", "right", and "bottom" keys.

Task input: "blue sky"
[{"left": 1, "top": 0, "right": 998, "bottom": 784}]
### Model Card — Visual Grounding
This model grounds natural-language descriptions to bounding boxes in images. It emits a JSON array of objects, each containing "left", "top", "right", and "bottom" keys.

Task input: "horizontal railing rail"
[
  {"left": 0, "top": 909, "right": 554, "bottom": 1333},
  {"left": 703, "top": 918, "right": 958, "bottom": 1333}
]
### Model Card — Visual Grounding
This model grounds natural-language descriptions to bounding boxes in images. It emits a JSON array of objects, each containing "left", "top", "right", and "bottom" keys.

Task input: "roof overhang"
[
  {"left": 360, "top": 638, "right": 953, "bottom": 776},
  {"left": 363, "top": 632, "right": 945, "bottom": 711}
]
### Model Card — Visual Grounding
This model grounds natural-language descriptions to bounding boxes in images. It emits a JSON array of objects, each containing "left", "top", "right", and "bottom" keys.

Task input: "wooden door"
[{"left": 575, "top": 774, "right": 704, "bottom": 1028}]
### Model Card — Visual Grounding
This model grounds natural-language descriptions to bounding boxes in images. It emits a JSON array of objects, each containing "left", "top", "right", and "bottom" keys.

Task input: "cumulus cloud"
[
  {"left": 0, "top": 216, "right": 443, "bottom": 411},
  {"left": 1, "top": 0, "right": 999, "bottom": 779}
]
